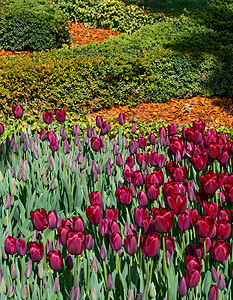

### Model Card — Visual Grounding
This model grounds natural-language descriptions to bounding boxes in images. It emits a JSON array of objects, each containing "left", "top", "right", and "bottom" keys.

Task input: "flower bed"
[{"left": 0, "top": 106, "right": 233, "bottom": 299}]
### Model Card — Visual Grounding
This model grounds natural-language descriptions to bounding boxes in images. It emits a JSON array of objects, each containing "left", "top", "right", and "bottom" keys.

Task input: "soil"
[{"left": 1, "top": 22, "right": 233, "bottom": 127}]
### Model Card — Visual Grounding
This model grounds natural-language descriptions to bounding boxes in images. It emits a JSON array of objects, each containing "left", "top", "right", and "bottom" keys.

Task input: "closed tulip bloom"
[
  {"left": 169, "top": 165, "right": 187, "bottom": 182},
  {"left": 69, "top": 285, "right": 80, "bottom": 300},
  {"left": 50, "top": 138, "right": 59, "bottom": 151},
  {"left": 134, "top": 206, "right": 149, "bottom": 228},
  {"left": 168, "top": 124, "right": 177, "bottom": 136},
  {"left": 108, "top": 220, "right": 120, "bottom": 235},
  {"left": 185, "top": 256, "right": 201, "bottom": 288},
  {"left": 165, "top": 236, "right": 175, "bottom": 253},
  {"left": 140, "top": 233, "right": 160, "bottom": 257},
  {"left": 132, "top": 170, "right": 143, "bottom": 187},
  {"left": 138, "top": 136, "right": 147, "bottom": 149},
  {"left": 106, "top": 274, "right": 113, "bottom": 290},
  {"left": 208, "top": 284, "right": 218, "bottom": 300},
  {"left": 110, "top": 232, "right": 122, "bottom": 251},
  {"left": 5, "top": 236, "right": 17, "bottom": 255},
  {"left": 96, "top": 115, "right": 103, "bottom": 128},
  {"left": 48, "top": 210, "right": 58, "bottom": 229},
  {"left": 55, "top": 109, "right": 66, "bottom": 122},
  {"left": 7, "top": 283, "right": 15, "bottom": 298},
  {"left": 218, "top": 272, "right": 226, "bottom": 290},
  {"left": 211, "top": 240, "right": 231, "bottom": 262},
  {"left": 116, "top": 153, "right": 123, "bottom": 166},
  {"left": 88, "top": 191, "right": 103, "bottom": 207},
  {"left": 166, "top": 193, "right": 187, "bottom": 214},
  {"left": 152, "top": 208, "right": 174, "bottom": 234},
  {"left": 119, "top": 113, "right": 126, "bottom": 125},
  {"left": 216, "top": 220, "right": 231, "bottom": 240},
  {"left": 43, "top": 111, "right": 53, "bottom": 124},
  {"left": 146, "top": 184, "right": 159, "bottom": 201},
  {"left": 16, "top": 238, "right": 27, "bottom": 256},
  {"left": 67, "top": 230, "right": 86, "bottom": 255},
  {"left": 30, "top": 208, "right": 48, "bottom": 231},
  {"left": 98, "top": 219, "right": 109, "bottom": 236},
  {"left": 115, "top": 187, "right": 132, "bottom": 205},
  {"left": 28, "top": 241, "right": 44, "bottom": 262},
  {"left": 91, "top": 137, "right": 103, "bottom": 152},
  {"left": 12, "top": 105, "right": 23, "bottom": 118},
  {"left": 131, "top": 123, "right": 136, "bottom": 134},
  {"left": 101, "top": 121, "right": 110, "bottom": 135},
  {"left": 63, "top": 140, "right": 69, "bottom": 154},
  {"left": 211, "top": 266, "right": 218, "bottom": 282},
  {"left": 203, "top": 201, "right": 218, "bottom": 218},
  {"left": 73, "top": 124, "right": 80, "bottom": 136},
  {"left": 100, "top": 245, "right": 106, "bottom": 260},
  {"left": 178, "top": 212, "right": 190, "bottom": 231},
  {"left": 48, "top": 250, "right": 63, "bottom": 270},
  {"left": 86, "top": 234, "right": 94, "bottom": 250},
  {"left": 129, "top": 140, "right": 139, "bottom": 155},
  {"left": 0, "top": 123, "right": 4, "bottom": 135},
  {"left": 72, "top": 216, "right": 84, "bottom": 232},
  {"left": 193, "top": 215, "right": 215, "bottom": 238},
  {"left": 126, "top": 156, "right": 134, "bottom": 168},
  {"left": 124, "top": 164, "right": 132, "bottom": 183},
  {"left": 105, "top": 208, "right": 118, "bottom": 222},
  {"left": 57, "top": 226, "right": 70, "bottom": 246},
  {"left": 21, "top": 284, "right": 28, "bottom": 300},
  {"left": 138, "top": 190, "right": 148, "bottom": 206},
  {"left": 178, "top": 276, "right": 187, "bottom": 296},
  {"left": 148, "top": 131, "right": 156, "bottom": 145},
  {"left": 86, "top": 204, "right": 103, "bottom": 225},
  {"left": 47, "top": 130, "right": 57, "bottom": 142},
  {"left": 124, "top": 234, "right": 137, "bottom": 254}
]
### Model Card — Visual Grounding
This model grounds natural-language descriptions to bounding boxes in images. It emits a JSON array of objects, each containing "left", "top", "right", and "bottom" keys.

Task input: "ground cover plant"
[{"left": 0, "top": 106, "right": 233, "bottom": 299}]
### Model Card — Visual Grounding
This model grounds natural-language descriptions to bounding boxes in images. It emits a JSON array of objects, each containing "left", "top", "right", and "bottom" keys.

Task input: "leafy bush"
[
  {"left": 53, "top": 0, "right": 163, "bottom": 34},
  {"left": 0, "top": 0, "right": 71, "bottom": 51}
]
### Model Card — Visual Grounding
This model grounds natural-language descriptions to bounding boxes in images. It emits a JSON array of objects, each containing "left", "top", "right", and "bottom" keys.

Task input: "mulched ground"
[{"left": 1, "top": 22, "right": 233, "bottom": 127}]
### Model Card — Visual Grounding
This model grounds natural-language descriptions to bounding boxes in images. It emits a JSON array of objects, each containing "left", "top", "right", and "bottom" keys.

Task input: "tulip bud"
[
  {"left": 119, "top": 113, "right": 126, "bottom": 125},
  {"left": 128, "top": 288, "right": 134, "bottom": 300},
  {"left": 100, "top": 245, "right": 106, "bottom": 260},
  {"left": 149, "top": 282, "right": 156, "bottom": 298},
  {"left": 51, "top": 178, "right": 58, "bottom": 190},
  {"left": 38, "top": 263, "right": 44, "bottom": 280},
  {"left": 10, "top": 264, "right": 18, "bottom": 280},
  {"left": 5, "top": 194, "right": 13, "bottom": 210},
  {"left": 46, "top": 239, "right": 53, "bottom": 254},
  {"left": 0, "top": 276, "right": 6, "bottom": 293},
  {"left": 131, "top": 123, "right": 136, "bottom": 134},
  {"left": 0, "top": 142, "right": 5, "bottom": 154},
  {"left": 53, "top": 277, "right": 60, "bottom": 294},
  {"left": 86, "top": 234, "right": 94, "bottom": 250},
  {"left": 91, "top": 257, "right": 98, "bottom": 273},
  {"left": 91, "top": 286, "right": 98, "bottom": 300},
  {"left": 208, "top": 284, "right": 218, "bottom": 300},
  {"left": 69, "top": 285, "right": 80, "bottom": 300},
  {"left": 7, "top": 283, "right": 15, "bottom": 298},
  {"left": 21, "top": 284, "right": 28, "bottom": 299},
  {"left": 211, "top": 266, "right": 218, "bottom": 282},
  {"left": 25, "top": 260, "right": 32, "bottom": 278},
  {"left": 218, "top": 272, "right": 226, "bottom": 290},
  {"left": 178, "top": 276, "right": 187, "bottom": 296},
  {"left": 106, "top": 274, "right": 113, "bottom": 290},
  {"left": 63, "top": 140, "right": 69, "bottom": 154}
]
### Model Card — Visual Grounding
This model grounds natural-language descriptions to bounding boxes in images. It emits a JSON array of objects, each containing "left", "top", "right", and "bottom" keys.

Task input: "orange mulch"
[
  {"left": 1, "top": 22, "right": 233, "bottom": 128},
  {"left": 87, "top": 95, "right": 233, "bottom": 128}
]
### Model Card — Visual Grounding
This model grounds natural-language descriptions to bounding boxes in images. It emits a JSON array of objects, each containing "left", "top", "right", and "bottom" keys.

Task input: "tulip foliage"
[{"left": 1, "top": 109, "right": 233, "bottom": 299}]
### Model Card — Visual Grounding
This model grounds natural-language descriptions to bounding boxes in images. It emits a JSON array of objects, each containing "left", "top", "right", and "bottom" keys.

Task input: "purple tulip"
[
  {"left": 101, "top": 121, "right": 110, "bottom": 135},
  {"left": 0, "top": 123, "right": 4, "bottom": 135},
  {"left": 178, "top": 276, "right": 187, "bottom": 296},
  {"left": 106, "top": 274, "right": 113, "bottom": 290},
  {"left": 55, "top": 109, "right": 66, "bottom": 122},
  {"left": 16, "top": 238, "right": 27, "bottom": 256},
  {"left": 63, "top": 140, "right": 69, "bottom": 154},
  {"left": 86, "top": 234, "right": 94, "bottom": 250},
  {"left": 131, "top": 123, "right": 136, "bottom": 134},
  {"left": 119, "top": 113, "right": 126, "bottom": 125},
  {"left": 100, "top": 245, "right": 106, "bottom": 260},
  {"left": 124, "top": 234, "right": 137, "bottom": 254},
  {"left": 12, "top": 105, "right": 23, "bottom": 118},
  {"left": 43, "top": 111, "right": 53, "bottom": 124},
  {"left": 218, "top": 272, "right": 226, "bottom": 290},
  {"left": 208, "top": 284, "right": 218, "bottom": 300},
  {"left": 69, "top": 285, "right": 80, "bottom": 300}
]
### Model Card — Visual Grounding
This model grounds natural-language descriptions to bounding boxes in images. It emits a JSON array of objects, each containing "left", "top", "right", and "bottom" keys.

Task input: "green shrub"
[
  {"left": 53, "top": 0, "right": 163, "bottom": 33},
  {"left": 0, "top": 0, "right": 71, "bottom": 51}
]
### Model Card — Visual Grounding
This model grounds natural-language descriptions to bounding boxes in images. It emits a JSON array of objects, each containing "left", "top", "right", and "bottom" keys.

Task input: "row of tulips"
[{"left": 0, "top": 105, "right": 233, "bottom": 299}]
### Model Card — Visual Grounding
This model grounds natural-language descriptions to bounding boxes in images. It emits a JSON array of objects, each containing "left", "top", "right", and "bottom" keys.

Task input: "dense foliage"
[{"left": 0, "top": 0, "right": 71, "bottom": 51}]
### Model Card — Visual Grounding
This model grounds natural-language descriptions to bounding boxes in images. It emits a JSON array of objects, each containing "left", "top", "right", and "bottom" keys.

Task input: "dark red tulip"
[
  {"left": 167, "top": 164, "right": 187, "bottom": 182},
  {"left": 55, "top": 109, "right": 66, "bottom": 122},
  {"left": 28, "top": 241, "right": 44, "bottom": 262},
  {"left": 12, "top": 105, "right": 23, "bottom": 118},
  {"left": 178, "top": 212, "right": 190, "bottom": 231},
  {"left": 132, "top": 170, "right": 143, "bottom": 187},
  {"left": 123, "top": 164, "right": 132, "bottom": 183},
  {"left": 86, "top": 204, "right": 103, "bottom": 225},
  {"left": 116, "top": 153, "right": 123, "bottom": 166},
  {"left": 193, "top": 119, "right": 206, "bottom": 133},
  {"left": 169, "top": 136, "right": 186, "bottom": 155},
  {"left": 185, "top": 256, "right": 201, "bottom": 288},
  {"left": 91, "top": 137, "right": 103, "bottom": 152},
  {"left": 152, "top": 208, "right": 174, "bottom": 234},
  {"left": 108, "top": 221, "right": 120, "bottom": 235},
  {"left": 208, "top": 284, "right": 218, "bottom": 300},
  {"left": 202, "top": 201, "right": 218, "bottom": 219},
  {"left": 101, "top": 121, "right": 110, "bottom": 135},
  {"left": 211, "top": 240, "right": 231, "bottom": 262},
  {"left": 200, "top": 172, "right": 222, "bottom": 195},
  {"left": 135, "top": 153, "right": 149, "bottom": 167},
  {"left": 217, "top": 207, "right": 230, "bottom": 222},
  {"left": 124, "top": 234, "right": 137, "bottom": 254},
  {"left": 168, "top": 124, "right": 177, "bottom": 136},
  {"left": 47, "top": 130, "right": 57, "bottom": 142},
  {"left": 126, "top": 156, "right": 134, "bottom": 168},
  {"left": 72, "top": 216, "right": 84, "bottom": 232},
  {"left": 148, "top": 153, "right": 159, "bottom": 167},
  {"left": 43, "top": 111, "right": 53, "bottom": 124},
  {"left": 157, "top": 154, "right": 166, "bottom": 168},
  {"left": 0, "top": 123, "right": 4, "bottom": 135},
  {"left": 216, "top": 220, "right": 231, "bottom": 240},
  {"left": 88, "top": 191, "right": 103, "bottom": 207},
  {"left": 110, "top": 232, "right": 122, "bottom": 251},
  {"left": 50, "top": 138, "right": 59, "bottom": 151},
  {"left": 105, "top": 208, "right": 118, "bottom": 222},
  {"left": 16, "top": 239, "right": 27, "bottom": 256},
  {"left": 140, "top": 233, "right": 160, "bottom": 257},
  {"left": 142, "top": 217, "right": 156, "bottom": 235},
  {"left": 193, "top": 215, "right": 216, "bottom": 238},
  {"left": 146, "top": 184, "right": 159, "bottom": 201},
  {"left": 57, "top": 226, "right": 70, "bottom": 246},
  {"left": 67, "top": 230, "right": 86, "bottom": 255},
  {"left": 138, "top": 136, "right": 147, "bottom": 149},
  {"left": 115, "top": 187, "right": 132, "bottom": 205},
  {"left": 86, "top": 234, "right": 94, "bottom": 250},
  {"left": 182, "top": 127, "right": 202, "bottom": 144},
  {"left": 129, "top": 140, "right": 139, "bottom": 155},
  {"left": 222, "top": 183, "right": 233, "bottom": 205},
  {"left": 145, "top": 169, "right": 164, "bottom": 186},
  {"left": 62, "top": 218, "right": 73, "bottom": 228},
  {"left": 178, "top": 276, "right": 187, "bottom": 296},
  {"left": 165, "top": 236, "right": 175, "bottom": 253},
  {"left": 134, "top": 206, "right": 149, "bottom": 228},
  {"left": 191, "top": 154, "right": 208, "bottom": 171},
  {"left": 163, "top": 179, "right": 188, "bottom": 198},
  {"left": 48, "top": 250, "right": 63, "bottom": 270},
  {"left": 159, "top": 126, "right": 167, "bottom": 138},
  {"left": 148, "top": 132, "right": 156, "bottom": 145},
  {"left": 30, "top": 209, "right": 48, "bottom": 231},
  {"left": 96, "top": 116, "right": 103, "bottom": 128},
  {"left": 98, "top": 219, "right": 109, "bottom": 236},
  {"left": 166, "top": 193, "right": 187, "bottom": 214},
  {"left": 47, "top": 210, "right": 58, "bottom": 229},
  {"left": 119, "top": 113, "right": 126, "bottom": 125},
  {"left": 137, "top": 190, "right": 148, "bottom": 206},
  {"left": 5, "top": 236, "right": 17, "bottom": 255}
]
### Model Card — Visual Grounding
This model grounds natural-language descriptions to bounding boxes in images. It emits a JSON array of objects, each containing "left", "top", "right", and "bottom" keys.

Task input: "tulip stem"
[
  {"left": 103, "top": 261, "right": 107, "bottom": 286},
  {"left": 42, "top": 234, "right": 46, "bottom": 271},
  {"left": 115, "top": 252, "right": 120, "bottom": 274},
  {"left": 21, "top": 257, "right": 24, "bottom": 286},
  {"left": 87, "top": 251, "right": 90, "bottom": 296},
  {"left": 137, "top": 228, "right": 141, "bottom": 249},
  {"left": 145, "top": 257, "right": 150, "bottom": 300},
  {"left": 27, "top": 279, "right": 31, "bottom": 300},
  {"left": 149, "top": 258, "right": 154, "bottom": 282},
  {"left": 74, "top": 256, "right": 77, "bottom": 285},
  {"left": 128, "top": 256, "right": 133, "bottom": 286},
  {"left": 162, "top": 235, "right": 168, "bottom": 276},
  {"left": 8, "top": 264, "right": 13, "bottom": 285},
  {"left": 40, "top": 279, "right": 43, "bottom": 300},
  {"left": 134, "top": 253, "right": 139, "bottom": 265}
]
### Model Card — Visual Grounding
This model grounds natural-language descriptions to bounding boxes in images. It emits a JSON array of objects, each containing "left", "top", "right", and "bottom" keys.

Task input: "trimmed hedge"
[
  {"left": 0, "top": 15, "right": 232, "bottom": 117},
  {"left": 0, "top": 0, "right": 71, "bottom": 51}
]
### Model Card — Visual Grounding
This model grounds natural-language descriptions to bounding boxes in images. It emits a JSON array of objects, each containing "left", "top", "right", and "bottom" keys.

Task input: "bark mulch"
[{"left": 1, "top": 22, "right": 232, "bottom": 127}]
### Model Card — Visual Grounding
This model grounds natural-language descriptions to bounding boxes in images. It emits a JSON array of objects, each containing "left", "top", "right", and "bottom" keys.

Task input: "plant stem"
[
  {"left": 162, "top": 234, "right": 168, "bottom": 276},
  {"left": 128, "top": 256, "right": 133, "bottom": 286},
  {"left": 21, "top": 256, "right": 24, "bottom": 286},
  {"left": 87, "top": 251, "right": 90, "bottom": 296},
  {"left": 145, "top": 257, "right": 150, "bottom": 300},
  {"left": 149, "top": 258, "right": 154, "bottom": 282}
]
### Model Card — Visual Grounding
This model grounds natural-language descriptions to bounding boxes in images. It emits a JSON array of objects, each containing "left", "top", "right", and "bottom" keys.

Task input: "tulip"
[
  {"left": 211, "top": 240, "right": 231, "bottom": 262},
  {"left": 124, "top": 234, "right": 137, "bottom": 255},
  {"left": 48, "top": 250, "right": 63, "bottom": 270},
  {"left": 53, "top": 276, "right": 60, "bottom": 294},
  {"left": 55, "top": 109, "right": 66, "bottom": 122},
  {"left": 166, "top": 193, "right": 187, "bottom": 214},
  {"left": 185, "top": 256, "right": 201, "bottom": 287},
  {"left": 140, "top": 233, "right": 160, "bottom": 257},
  {"left": 115, "top": 187, "right": 132, "bottom": 205},
  {"left": 10, "top": 264, "right": 18, "bottom": 280},
  {"left": 63, "top": 140, "right": 69, "bottom": 154},
  {"left": 106, "top": 274, "right": 113, "bottom": 290},
  {"left": 116, "top": 153, "right": 123, "bottom": 166},
  {"left": 178, "top": 276, "right": 187, "bottom": 296},
  {"left": 200, "top": 172, "right": 222, "bottom": 195},
  {"left": 100, "top": 245, "right": 106, "bottom": 260},
  {"left": 124, "top": 164, "right": 132, "bottom": 183},
  {"left": 152, "top": 208, "right": 174, "bottom": 234},
  {"left": 193, "top": 215, "right": 215, "bottom": 238},
  {"left": 47, "top": 210, "right": 58, "bottom": 229},
  {"left": 73, "top": 124, "right": 80, "bottom": 136},
  {"left": 28, "top": 241, "right": 44, "bottom": 262},
  {"left": 12, "top": 105, "right": 23, "bottom": 118},
  {"left": 91, "top": 137, "right": 103, "bottom": 152},
  {"left": 132, "top": 170, "right": 143, "bottom": 187},
  {"left": 165, "top": 236, "right": 175, "bottom": 253},
  {"left": 25, "top": 259, "right": 32, "bottom": 278},
  {"left": 168, "top": 124, "right": 177, "bottom": 136},
  {"left": 178, "top": 212, "right": 190, "bottom": 231},
  {"left": 131, "top": 123, "right": 136, "bottom": 134},
  {"left": 0, "top": 142, "right": 5, "bottom": 154},
  {"left": 7, "top": 283, "right": 15, "bottom": 298},
  {"left": 101, "top": 121, "right": 110, "bottom": 135},
  {"left": 30, "top": 208, "right": 48, "bottom": 231},
  {"left": 88, "top": 191, "right": 103, "bottom": 207},
  {"left": 105, "top": 208, "right": 118, "bottom": 222},
  {"left": 43, "top": 111, "right": 53, "bottom": 124},
  {"left": 21, "top": 284, "right": 28, "bottom": 300},
  {"left": 193, "top": 119, "right": 206, "bottom": 133},
  {"left": 138, "top": 190, "right": 148, "bottom": 206},
  {"left": 148, "top": 131, "right": 156, "bottom": 145},
  {"left": 86, "top": 234, "right": 94, "bottom": 250},
  {"left": 66, "top": 253, "right": 73, "bottom": 269},
  {"left": 16, "top": 238, "right": 27, "bottom": 256},
  {"left": 138, "top": 136, "right": 147, "bottom": 149},
  {"left": 126, "top": 156, "right": 134, "bottom": 168},
  {"left": 67, "top": 230, "right": 86, "bottom": 255},
  {"left": 0, "top": 123, "right": 4, "bottom": 135},
  {"left": 86, "top": 204, "right": 103, "bottom": 225},
  {"left": 129, "top": 140, "right": 139, "bottom": 154},
  {"left": 134, "top": 206, "right": 149, "bottom": 228},
  {"left": 216, "top": 220, "right": 231, "bottom": 240},
  {"left": 208, "top": 284, "right": 218, "bottom": 300},
  {"left": 108, "top": 221, "right": 120, "bottom": 234},
  {"left": 98, "top": 219, "right": 109, "bottom": 236},
  {"left": 218, "top": 272, "right": 226, "bottom": 290},
  {"left": 5, "top": 236, "right": 17, "bottom": 255},
  {"left": 146, "top": 184, "right": 159, "bottom": 201},
  {"left": 96, "top": 115, "right": 103, "bottom": 128},
  {"left": 110, "top": 232, "right": 122, "bottom": 251},
  {"left": 72, "top": 216, "right": 84, "bottom": 232},
  {"left": 46, "top": 239, "right": 53, "bottom": 255},
  {"left": 211, "top": 266, "right": 218, "bottom": 282},
  {"left": 119, "top": 113, "right": 126, "bottom": 125},
  {"left": 69, "top": 285, "right": 80, "bottom": 300}
]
